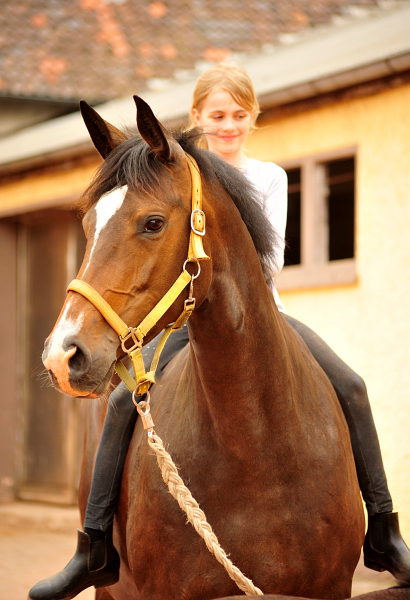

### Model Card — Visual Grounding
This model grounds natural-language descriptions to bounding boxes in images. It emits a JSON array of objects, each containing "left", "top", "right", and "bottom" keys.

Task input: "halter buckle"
[
  {"left": 184, "top": 297, "right": 196, "bottom": 312},
  {"left": 120, "top": 327, "right": 143, "bottom": 354},
  {"left": 191, "top": 209, "right": 206, "bottom": 236}
]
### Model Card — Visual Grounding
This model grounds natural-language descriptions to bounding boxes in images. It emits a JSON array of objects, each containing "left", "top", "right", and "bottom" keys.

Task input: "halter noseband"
[{"left": 66, "top": 154, "right": 209, "bottom": 404}]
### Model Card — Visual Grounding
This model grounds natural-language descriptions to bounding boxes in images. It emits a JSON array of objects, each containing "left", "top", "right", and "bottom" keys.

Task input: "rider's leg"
[
  {"left": 284, "top": 314, "right": 391, "bottom": 514},
  {"left": 83, "top": 381, "right": 138, "bottom": 533},
  {"left": 83, "top": 324, "right": 190, "bottom": 533},
  {"left": 28, "top": 325, "right": 190, "bottom": 600},
  {"left": 284, "top": 313, "right": 410, "bottom": 585}
]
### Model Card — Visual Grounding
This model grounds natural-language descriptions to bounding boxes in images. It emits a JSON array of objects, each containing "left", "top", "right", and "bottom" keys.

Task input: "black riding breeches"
[{"left": 284, "top": 314, "right": 392, "bottom": 515}]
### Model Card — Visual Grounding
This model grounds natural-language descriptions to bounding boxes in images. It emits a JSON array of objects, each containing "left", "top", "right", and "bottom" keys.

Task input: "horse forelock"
[
  {"left": 78, "top": 134, "right": 171, "bottom": 216},
  {"left": 77, "top": 128, "right": 280, "bottom": 280}
]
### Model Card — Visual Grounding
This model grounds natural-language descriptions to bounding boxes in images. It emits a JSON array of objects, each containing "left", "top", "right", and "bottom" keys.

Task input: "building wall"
[
  {"left": 0, "top": 221, "right": 18, "bottom": 502},
  {"left": 246, "top": 83, "right": 410, "bottom": 537},
  {"left": 0, "top": 158, "right": 99, "bottom": 217}
]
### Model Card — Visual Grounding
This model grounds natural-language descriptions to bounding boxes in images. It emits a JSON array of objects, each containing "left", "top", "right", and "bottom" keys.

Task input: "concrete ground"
[{"left": 0, "top": 502, "right": 397, "bottom": 600}]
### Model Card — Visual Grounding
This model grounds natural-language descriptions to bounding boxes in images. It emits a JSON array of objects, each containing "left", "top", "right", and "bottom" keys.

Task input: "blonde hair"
[{"left": 189, "top": 63, "right": 260, "bottom": 130}]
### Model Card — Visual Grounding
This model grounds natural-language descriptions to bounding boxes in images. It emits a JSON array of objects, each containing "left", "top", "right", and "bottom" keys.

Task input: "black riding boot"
[
  {"left": 27, "top": 527, "right": 120, "bottom": 600},
  {"left": 364, "top": 512, "right": 410, "bottom": 585}
]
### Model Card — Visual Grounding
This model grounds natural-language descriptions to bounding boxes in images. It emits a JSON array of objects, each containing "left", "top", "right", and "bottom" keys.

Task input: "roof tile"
[{"left": 0, "top": 0, "right": 381, "bottom": 103}]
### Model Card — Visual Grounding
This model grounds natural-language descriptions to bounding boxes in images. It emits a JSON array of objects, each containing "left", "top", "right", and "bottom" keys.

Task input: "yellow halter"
[{"left": 66, "top": 154, "right": 209, "bottom": 402}]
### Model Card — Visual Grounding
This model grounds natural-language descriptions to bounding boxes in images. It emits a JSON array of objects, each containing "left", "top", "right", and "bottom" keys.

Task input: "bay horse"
[
  {"left": 43, "top": 96, "right": 364, "bottom": 600},
  {"left": 218, "top": 590, "right": 410, "bottom": 600}
]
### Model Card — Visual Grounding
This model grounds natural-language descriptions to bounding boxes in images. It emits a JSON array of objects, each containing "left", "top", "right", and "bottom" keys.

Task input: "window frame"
[{"left": 277, "top": 146, "right": 357, "bottom": 291}]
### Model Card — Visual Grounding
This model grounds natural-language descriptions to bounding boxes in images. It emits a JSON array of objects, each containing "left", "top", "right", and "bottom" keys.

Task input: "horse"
[
  {"left": 42, "top": 96, "right": 365, "bottom": 600},
  {"left": 217, "top": 589, "right": 410, "bottom": 600}
]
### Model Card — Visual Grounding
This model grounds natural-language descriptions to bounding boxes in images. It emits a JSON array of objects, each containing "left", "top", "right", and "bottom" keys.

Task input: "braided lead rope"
[{"left": 147, "top": 432, "right": 263, "bottom": 596}]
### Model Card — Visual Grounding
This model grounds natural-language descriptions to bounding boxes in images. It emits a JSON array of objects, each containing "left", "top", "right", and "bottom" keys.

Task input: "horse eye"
[{"left": 144, "top": 218, "right": 164, "bottom": 232}]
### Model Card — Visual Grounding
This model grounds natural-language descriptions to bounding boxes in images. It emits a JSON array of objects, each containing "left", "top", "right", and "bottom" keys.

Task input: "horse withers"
[{"left": 42, "top": 96, "right": 365, "bottom": 600}]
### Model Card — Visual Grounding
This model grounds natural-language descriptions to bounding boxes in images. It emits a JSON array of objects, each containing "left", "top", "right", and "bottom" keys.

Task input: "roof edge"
[
  {"left": 1, "top": 1, "right": 410, "bottom": 175},
  {"left": 258, "top": 50, "right": 410, "bottom": 108}
]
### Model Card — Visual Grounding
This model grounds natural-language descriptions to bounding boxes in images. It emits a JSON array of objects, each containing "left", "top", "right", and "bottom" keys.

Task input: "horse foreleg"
[{"left": 96, "top": 587, "right": 116, "bottom": 600}]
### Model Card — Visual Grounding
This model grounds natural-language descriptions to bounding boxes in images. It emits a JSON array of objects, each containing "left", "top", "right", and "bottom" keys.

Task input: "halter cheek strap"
[{"left": 66, "top": 154, "right": 209, "bottom": 403}]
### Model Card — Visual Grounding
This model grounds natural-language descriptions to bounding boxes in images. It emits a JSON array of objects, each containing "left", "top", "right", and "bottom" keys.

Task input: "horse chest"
[
  {"left": 115, "top": 351, "right": 363, "bottom": 599},
  {"left": 121, "top": 414, "right": 344, "bottom": 600}
]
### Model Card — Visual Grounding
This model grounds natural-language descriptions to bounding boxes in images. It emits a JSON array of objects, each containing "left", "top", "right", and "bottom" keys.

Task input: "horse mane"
[{"left": 78, "top": 128, "right": 280, "bottom": 280}]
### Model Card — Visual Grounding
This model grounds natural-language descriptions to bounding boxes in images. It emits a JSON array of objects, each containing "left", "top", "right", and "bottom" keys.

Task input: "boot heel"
[
  {"left": 364, "top": 557, "right": 386, "bottom": 573},
  {"left": 94, "top": 572, "right": 120, "bottom": 589}
]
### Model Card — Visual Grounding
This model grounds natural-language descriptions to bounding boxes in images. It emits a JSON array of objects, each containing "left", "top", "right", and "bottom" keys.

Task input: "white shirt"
[{"left": 242, "top": 158, "right": 288, "bottom": 312}]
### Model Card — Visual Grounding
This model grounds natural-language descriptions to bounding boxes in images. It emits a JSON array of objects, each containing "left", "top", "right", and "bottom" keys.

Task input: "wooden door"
[{"left": 18, "top": 209, "right": 87, "bottom": 504}]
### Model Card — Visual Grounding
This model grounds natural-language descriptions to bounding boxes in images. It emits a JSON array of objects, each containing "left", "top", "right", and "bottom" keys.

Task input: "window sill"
[{"left": 276, "top": 258, "right": 357, "bottom": 291}]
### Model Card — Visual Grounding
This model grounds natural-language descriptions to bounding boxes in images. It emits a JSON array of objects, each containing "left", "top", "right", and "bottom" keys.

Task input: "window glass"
[
  {"left": 326, "top": 157, "right": 355, "bottom": 261},
  {"left": 284, "top": 167, "right": 301, "bottom": 266}
]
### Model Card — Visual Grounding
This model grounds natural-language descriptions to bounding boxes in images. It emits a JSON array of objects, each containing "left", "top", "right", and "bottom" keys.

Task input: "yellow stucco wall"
[
  {"left": 0, "top": 159, "right": 100, "bottom": 215},
  {"left": 247, "top": 84, "right": 410, "bottom": 538},
  {"left": 2, "top": 84, "right": 409, "bottom": 540}
]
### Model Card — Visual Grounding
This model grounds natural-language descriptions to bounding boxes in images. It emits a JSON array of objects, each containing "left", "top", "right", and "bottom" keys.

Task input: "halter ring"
[
  {"left": 183, "top": 259, "right": 201, "bottom": 280},
  {"left": 132, "top": 389, "right": 151, "bottom": 408}
]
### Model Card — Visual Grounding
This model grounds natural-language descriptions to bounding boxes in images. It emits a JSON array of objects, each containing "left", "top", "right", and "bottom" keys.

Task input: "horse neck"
[{"left": 187, "top": 197, "right": 291, "bottom": 453}]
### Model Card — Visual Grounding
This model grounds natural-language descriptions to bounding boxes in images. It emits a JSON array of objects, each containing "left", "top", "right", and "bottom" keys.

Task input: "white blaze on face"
[
  {"left": 43, "top": 299, "right": 85, "bottom": 393},
  {"left": 44, "top": 186, "right": 128, "bottom": 394},
  {"left": 83, "top": 185, "right": 128, "bottom": 276}
]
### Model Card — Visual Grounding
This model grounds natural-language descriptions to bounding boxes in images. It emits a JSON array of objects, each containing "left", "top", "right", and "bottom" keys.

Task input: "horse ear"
[
  {"left": 80, "top": 100, "right": 127, "bottom": 159},
  {"left": 134, "top": 95, "right": 173, "bottom": 163}
]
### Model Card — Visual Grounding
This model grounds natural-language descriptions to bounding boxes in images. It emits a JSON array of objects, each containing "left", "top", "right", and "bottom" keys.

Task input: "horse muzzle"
[{"left": 42, "top": 333, "right": 116, "bottom": 397}]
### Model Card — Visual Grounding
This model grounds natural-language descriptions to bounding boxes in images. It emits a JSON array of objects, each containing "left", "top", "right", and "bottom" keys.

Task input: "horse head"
[{"left": 42, "top": 97, "right": 212, "bottom": 398}]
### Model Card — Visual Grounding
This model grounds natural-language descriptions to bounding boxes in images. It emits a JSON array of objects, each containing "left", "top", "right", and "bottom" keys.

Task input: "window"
[{"left": 277, "top": 148, "right": 356, "bottom": 290}]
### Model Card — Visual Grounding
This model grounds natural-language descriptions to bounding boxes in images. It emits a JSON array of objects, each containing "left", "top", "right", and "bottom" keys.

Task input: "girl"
[{"left": 28, "top": 63, "right": 410, "bottom": 600}]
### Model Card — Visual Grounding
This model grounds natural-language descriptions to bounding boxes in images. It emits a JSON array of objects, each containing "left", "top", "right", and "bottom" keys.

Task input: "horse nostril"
[
  {"left": 68, "top": 346, "right": 87, "bottom": 373},
  {"left": 64, "top": 338, "right": 91, "bottom": 379}
]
